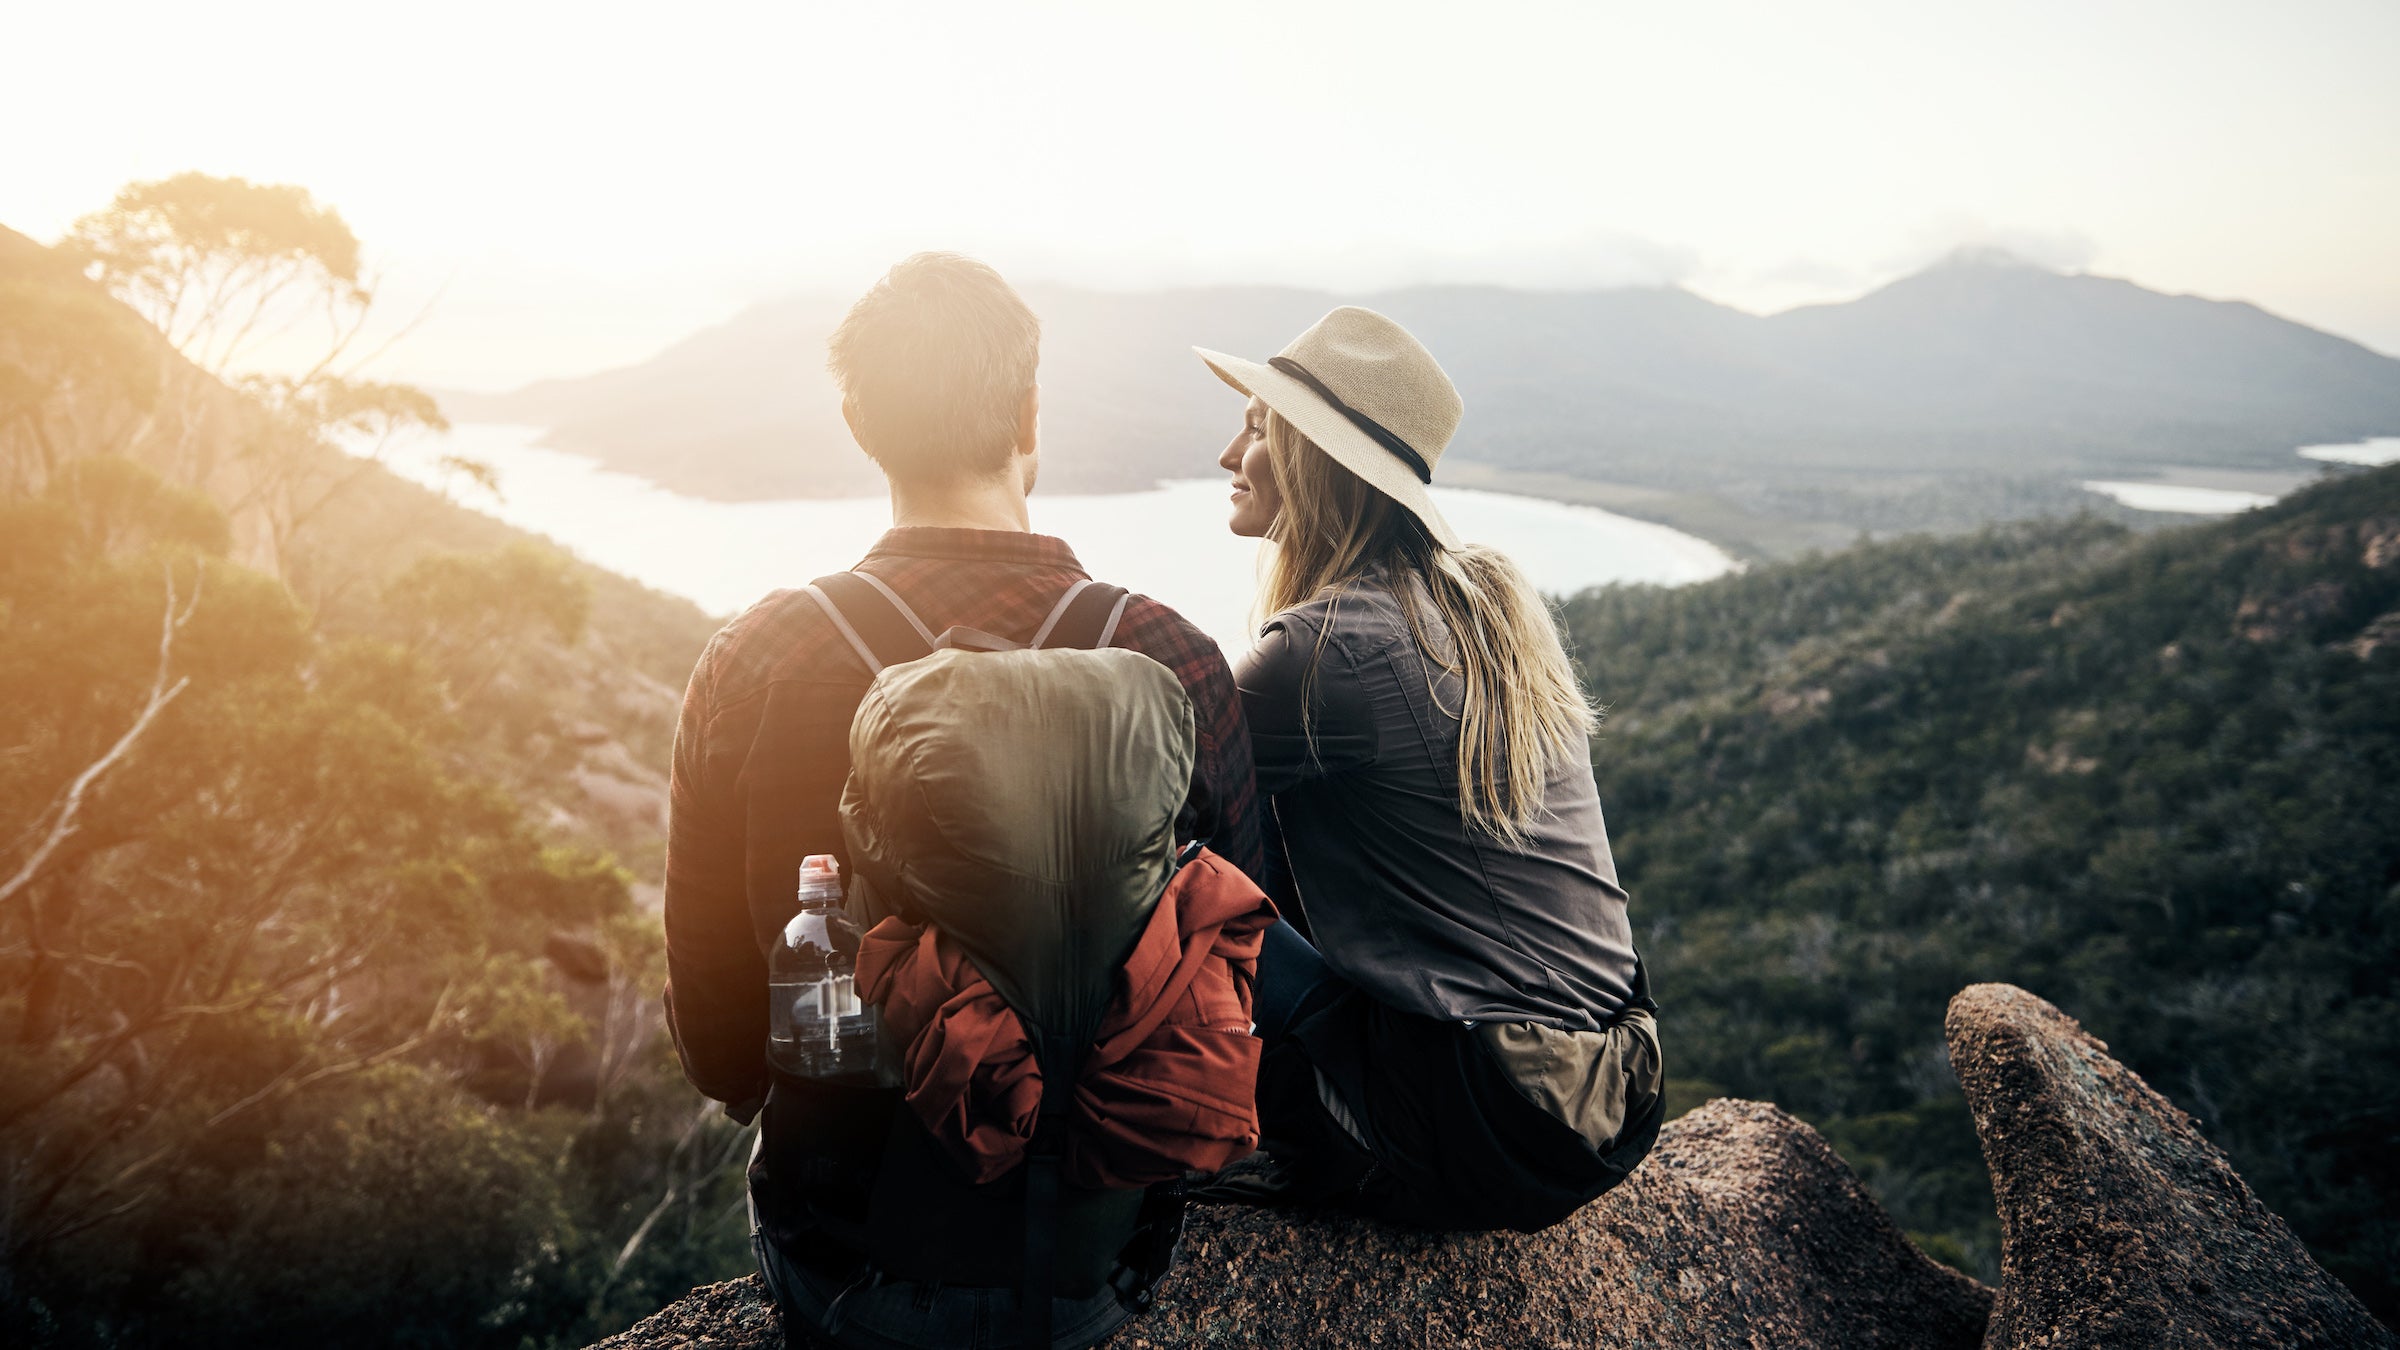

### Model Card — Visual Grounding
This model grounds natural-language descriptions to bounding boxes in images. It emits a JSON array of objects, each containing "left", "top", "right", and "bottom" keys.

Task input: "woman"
[{"left": 1194, "top": 307, "right": 1663, "bottom": 1233}]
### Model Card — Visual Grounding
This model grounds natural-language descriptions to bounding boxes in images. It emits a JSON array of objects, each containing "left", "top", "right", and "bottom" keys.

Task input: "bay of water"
[
  {"left": 2297, "top": 437, "right": 2400, "bottom": 468},
  {"left": 377, "top": 424, "right": 1738, "bottom": 653},
  {"left": 2083, "top": 438, "right": 2400, "bottom": 515},
  {"left": 2080, "top": 480, "right": 2279, "bottom": 514}
]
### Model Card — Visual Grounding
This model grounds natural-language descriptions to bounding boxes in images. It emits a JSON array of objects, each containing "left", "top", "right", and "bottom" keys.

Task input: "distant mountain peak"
[
  {"left": 1929, "top": 244, "right": 2057, "bottom": 274},
  {"left": 444, "top": 261, "right": 2400, "bottom": 506}
]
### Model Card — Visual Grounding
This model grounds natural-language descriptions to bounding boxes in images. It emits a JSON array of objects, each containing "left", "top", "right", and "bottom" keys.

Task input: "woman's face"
[{"left": 1219, "top": 396, "right": 1283, "bottom": 538}]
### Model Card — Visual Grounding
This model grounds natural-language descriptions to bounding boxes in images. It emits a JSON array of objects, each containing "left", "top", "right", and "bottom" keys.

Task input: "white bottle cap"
[{"left": 797, "top": 854, "right": 842, "bottom": 905}]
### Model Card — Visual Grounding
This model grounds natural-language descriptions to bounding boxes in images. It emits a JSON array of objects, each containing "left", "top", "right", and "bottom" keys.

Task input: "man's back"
[
  {"left": 667, "top": 250, "right": 1259, "bottom": 1347},
  {"left": 662, "top": 525, "right": 1262, "bottom": 1115}
]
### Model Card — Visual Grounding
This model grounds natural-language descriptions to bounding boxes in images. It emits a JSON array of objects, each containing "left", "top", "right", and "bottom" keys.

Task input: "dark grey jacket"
[{"left": 1234, "top": 575, "right": 1639, "bottom": 1031}]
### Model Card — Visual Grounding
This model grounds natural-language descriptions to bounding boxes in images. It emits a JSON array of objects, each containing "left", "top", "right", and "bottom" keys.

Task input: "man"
[{"left": 663, "top": 252, "right": 1263, "bottom": 1345}]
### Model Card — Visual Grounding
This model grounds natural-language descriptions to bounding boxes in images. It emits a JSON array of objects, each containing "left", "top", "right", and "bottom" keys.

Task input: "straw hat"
[{"left": 1195, "top": 306, "right": 1465, "bottom": 549}]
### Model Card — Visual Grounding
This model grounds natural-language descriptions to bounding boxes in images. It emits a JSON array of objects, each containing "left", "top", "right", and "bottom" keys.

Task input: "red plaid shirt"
[{"left": 662, "top": 526, "right": 1263, "bottom": 1108}]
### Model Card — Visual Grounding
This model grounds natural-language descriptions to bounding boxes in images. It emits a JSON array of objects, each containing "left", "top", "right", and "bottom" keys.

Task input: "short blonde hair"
[{"left": 827, "top": 252, "right": 1040, "bottom": 483}]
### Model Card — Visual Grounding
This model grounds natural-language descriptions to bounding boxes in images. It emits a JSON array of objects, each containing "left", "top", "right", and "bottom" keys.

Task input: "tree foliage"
[
  {"left": 3, "top": 180, "right": 745, "bottom": 1348},
  {"left": 1563, "top": 472, "right": 2400, "bottom": 1311},
  {"left": 63, "top": 174, "right": 364, "bottom": 379},
  {"left": 50, "top": 174, "right": 455, "bottom": 571},
  {"left": 0, "top": 270, "right": 160, "bottom": 490},
  {"left": 0, "top": 460, "right": 747, "bottom": 1349}
]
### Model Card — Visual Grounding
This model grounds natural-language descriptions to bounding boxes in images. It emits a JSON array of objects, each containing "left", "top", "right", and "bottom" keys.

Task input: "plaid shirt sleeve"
[
  {"left": 1115, "top": 598, "right": 1265, "bottom": 885},
  {"left": 661, "top": 630, "right": 771, "bottom": 1112}
]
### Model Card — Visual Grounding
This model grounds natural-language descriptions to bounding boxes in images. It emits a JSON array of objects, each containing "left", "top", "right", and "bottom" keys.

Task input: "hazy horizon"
[
  {"left": 434, "top": 248, "right": 2397, "bottom": 397},
  {"left": 10, "top": 0, "right": 2398, "bottom": 389}
]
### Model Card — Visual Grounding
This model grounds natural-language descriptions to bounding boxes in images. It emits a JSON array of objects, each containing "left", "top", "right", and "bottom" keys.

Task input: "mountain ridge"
[{"left": 441, "top": 255, "right": 2400, "bottom": 551}]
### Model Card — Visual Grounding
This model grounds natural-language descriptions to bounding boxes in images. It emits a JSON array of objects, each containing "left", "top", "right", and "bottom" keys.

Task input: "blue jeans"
[
  {"left": 1253, "top": 917, "right": 1351, "bottom": 1043},
  {"left": 750, "top": 1223, "right": 1133, "bottom": 1350}
]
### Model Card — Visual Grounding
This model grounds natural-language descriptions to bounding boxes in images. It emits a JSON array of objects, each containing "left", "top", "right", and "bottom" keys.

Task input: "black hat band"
[{"left": 1267, "top": 356, "right": 1435, "bottom": 485}]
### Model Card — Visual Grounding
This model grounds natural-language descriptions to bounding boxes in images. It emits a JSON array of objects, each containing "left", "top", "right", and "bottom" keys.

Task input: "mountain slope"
[
  {"left": 3, "top": 219, "right": 745, "bottom": 1346},
  {"left": 1, "top": 220, "right": 717, "bottom": 881},
  {"left": 1558, "top": 463, "right": 2400, "bottom": 1309},
  {"left": 446, "top": 255, "right": 2400, "bottom": 539}
]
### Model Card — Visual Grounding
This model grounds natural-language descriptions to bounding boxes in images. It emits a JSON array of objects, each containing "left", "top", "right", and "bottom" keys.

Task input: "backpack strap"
[
  {"left": 1020, "top": 1033, "right": 1081, "bottom": 1348},
  {"left": 804, "top": 572, "right": 937, "bottom": 674},
  {"left": 1032, "top": 581, "right": 1130, "bottom": 652},
  {"left": 1108, "top": 1180, "right": 1188, "bottom": 1314},
  {"left": 811, "top": 573, "right": 1129, "bottom": 674}
]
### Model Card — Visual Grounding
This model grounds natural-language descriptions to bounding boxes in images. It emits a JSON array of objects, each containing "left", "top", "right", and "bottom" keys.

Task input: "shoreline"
[
  {"left": 489, "top": 424, "right": 2381, "bottom": 569},
  {"left": 375, "top": 425, "right": 1737, "bottom": 644},
  {"left": 507, "top": 422, "right": 1829, "bottom": 565},
  {"left": 1436, "top": 461, "right": 1860, "bottom": 562}
]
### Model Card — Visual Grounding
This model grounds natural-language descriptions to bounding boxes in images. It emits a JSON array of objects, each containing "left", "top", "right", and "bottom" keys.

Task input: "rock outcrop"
[
  {"left": 592, "top": 1277, "right": 779, "bottom": 1350},
  {"left": 593, "top": 1099, "right": 1992, "bottom": 1349},
  {"left": 599, "top": 982, "right": 2400, "bottom": 1349},
  {"left": 1947, "top": 983, "right": 2394, "bottom": 1349},
  {"left": 1129, "top": 1098, "right": 1991, "bottom": 1349}
]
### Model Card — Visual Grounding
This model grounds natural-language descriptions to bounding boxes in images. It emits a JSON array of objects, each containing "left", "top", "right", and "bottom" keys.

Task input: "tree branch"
[
  {"left": 85, "top": 979, "right": 460, "bottom": 1202},
  {"left": 324, "top": 270, "right": 448, "bottom": 384},
  {"left": 601, "top": 1101, "right": 724, "bottom": 1284},
  {"left": 0, "top": 568, "right": 198, "bottom": 910}
]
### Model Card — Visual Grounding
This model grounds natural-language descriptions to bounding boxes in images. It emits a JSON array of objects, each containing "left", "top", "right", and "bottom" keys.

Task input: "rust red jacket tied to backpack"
[
  {"left": 820, "top": 626, "right": 1273, "bottom": 1324},
  {"left": 856, "top": 848, "right": 1272, "bottom": 1189}
]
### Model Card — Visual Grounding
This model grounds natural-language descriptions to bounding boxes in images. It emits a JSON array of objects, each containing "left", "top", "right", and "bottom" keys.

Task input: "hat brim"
[{"left": 1193, "top": 346, "right": 1462, "bottom": 550}]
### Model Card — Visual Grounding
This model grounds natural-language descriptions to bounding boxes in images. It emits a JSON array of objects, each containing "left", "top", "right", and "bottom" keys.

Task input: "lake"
[
  {"left": 2080, "top": 480, "right": 2280, "bottom": 514},
  {"left": 2083, "top": 438, "right": 2400, "bottom": 515},
  {"left": 377, "top": 423, "right": 1739, "bottom": 652},
  {"left": 2298, "top": 437, "right": 2400, "bottom": 468}
]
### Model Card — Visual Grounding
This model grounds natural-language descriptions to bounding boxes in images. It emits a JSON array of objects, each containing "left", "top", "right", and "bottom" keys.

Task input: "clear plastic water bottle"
[{"left": 767, "top": 855, "right": 894, "bottom": 1083}]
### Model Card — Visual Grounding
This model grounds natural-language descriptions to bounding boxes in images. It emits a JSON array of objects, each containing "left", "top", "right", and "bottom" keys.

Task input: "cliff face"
[{"left": 598, "top": 983, "right": 2391, "bottom": 1349}]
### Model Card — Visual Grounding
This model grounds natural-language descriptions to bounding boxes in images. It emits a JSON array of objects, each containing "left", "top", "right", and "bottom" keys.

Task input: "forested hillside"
[
  {"left": 2, "top": 180, "right": 737, "bottom": 1347},
  {"left": 1565, "top": 468, "right": 2400, "bottom": 1314}
]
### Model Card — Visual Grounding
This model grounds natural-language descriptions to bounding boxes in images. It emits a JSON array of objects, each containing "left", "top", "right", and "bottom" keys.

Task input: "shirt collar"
[{"left": 862, "top": 526, "right": 1086, "bottom": 573}]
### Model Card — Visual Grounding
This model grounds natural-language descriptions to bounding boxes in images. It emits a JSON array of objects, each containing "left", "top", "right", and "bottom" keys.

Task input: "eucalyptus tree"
[{"left": 62, "top": 174, "right": 455, "bottom": 571}]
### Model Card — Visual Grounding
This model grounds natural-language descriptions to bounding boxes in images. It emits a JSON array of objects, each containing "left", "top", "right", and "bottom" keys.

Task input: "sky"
[{"left": 7, "top": 0, "right": 2397, "bottom": 389}]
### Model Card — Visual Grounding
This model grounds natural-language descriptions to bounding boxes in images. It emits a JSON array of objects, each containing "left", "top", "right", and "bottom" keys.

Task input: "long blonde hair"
[{"left": 1260, "top": 410, "right": 1597, "bottom": 843}]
